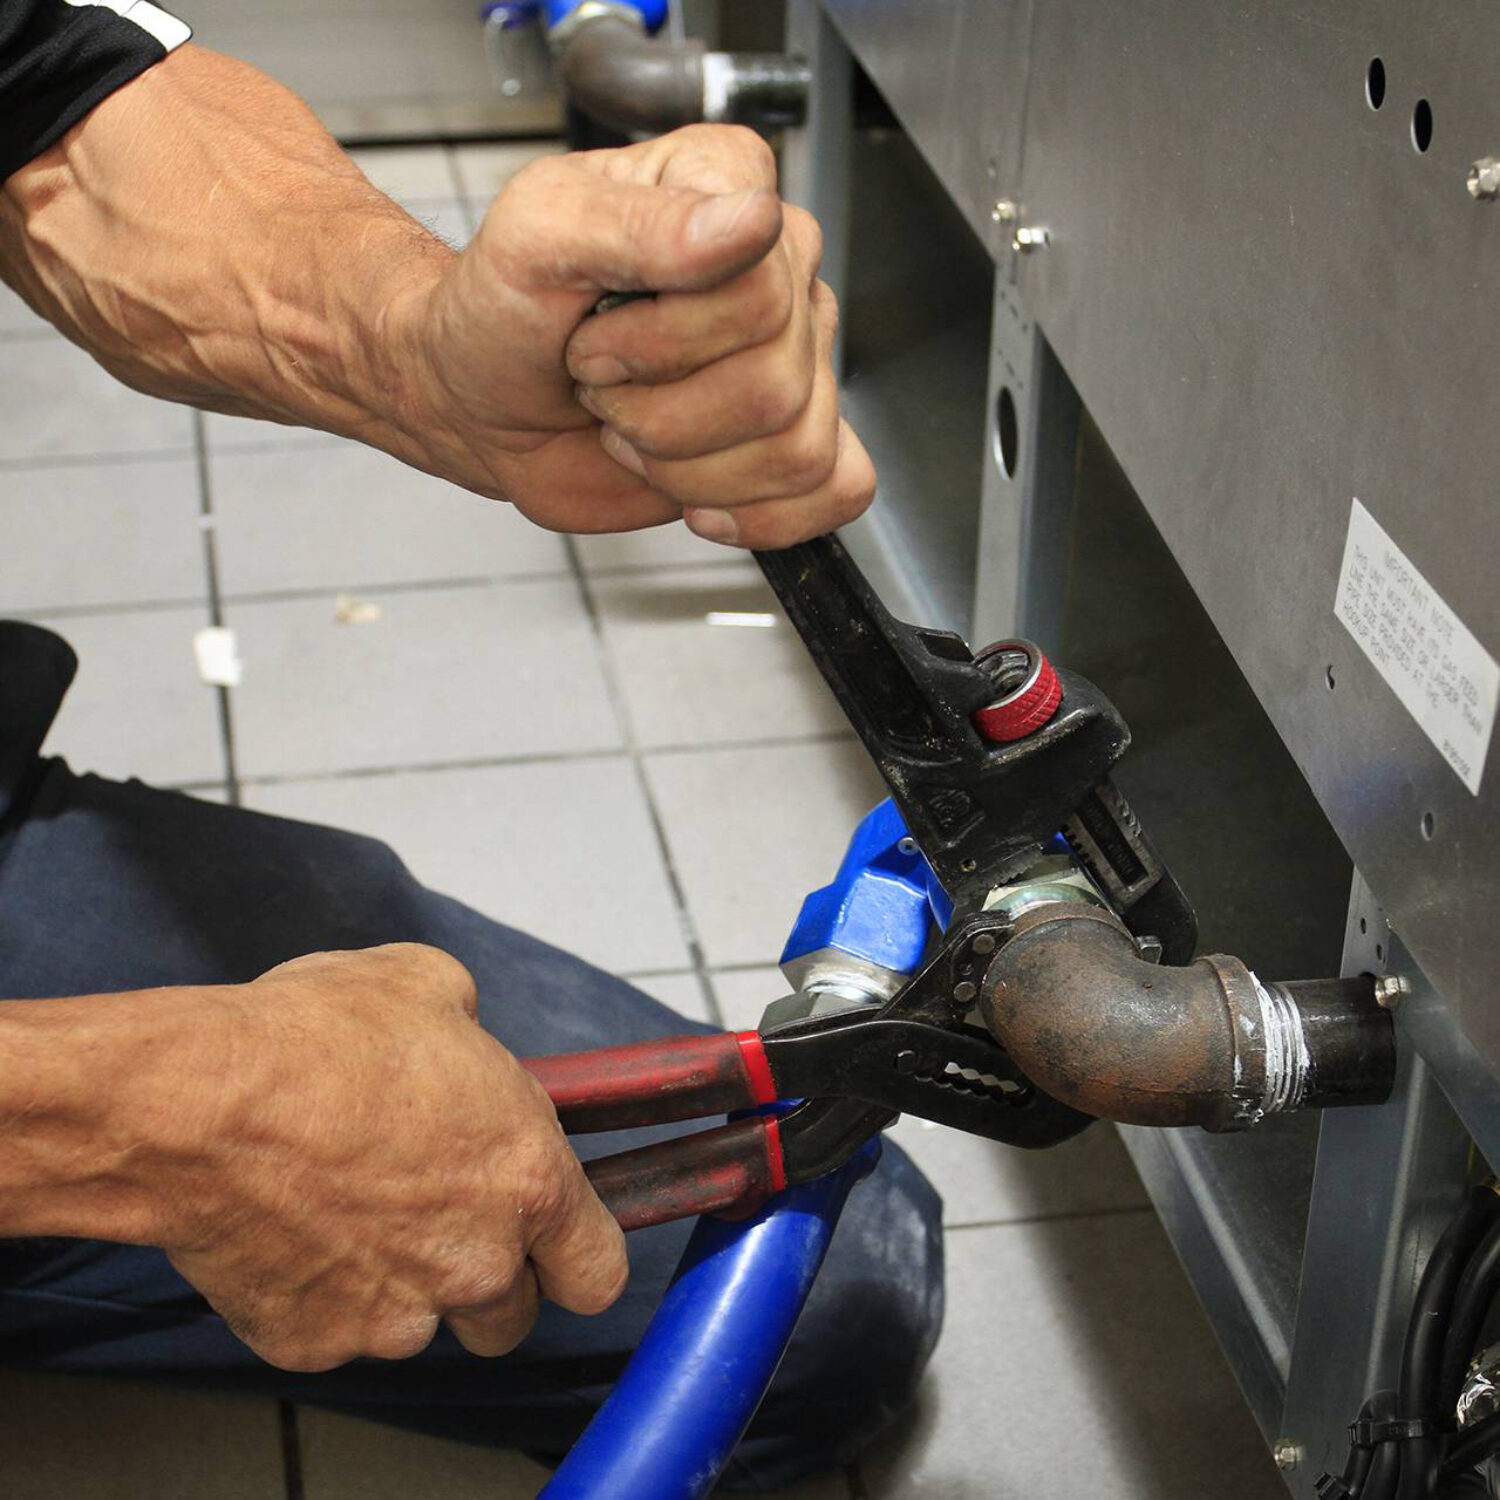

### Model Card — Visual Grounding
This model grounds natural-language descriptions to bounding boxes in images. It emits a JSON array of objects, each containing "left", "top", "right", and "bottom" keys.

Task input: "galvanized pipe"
[
  {"left": 977, "top": 902, "right": 1395, "bottom": 1130},
  {"left": 552, "top": 13, "right": 808, "bottom": 136}
]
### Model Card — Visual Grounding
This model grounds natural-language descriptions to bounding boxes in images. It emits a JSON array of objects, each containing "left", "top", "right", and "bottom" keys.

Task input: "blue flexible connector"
[
  {"left": 545, "top": 0, "right": 668, "bottom": 33},
  {"left": 539, "top": 1138, "right": 879, "bottom": 1500}
]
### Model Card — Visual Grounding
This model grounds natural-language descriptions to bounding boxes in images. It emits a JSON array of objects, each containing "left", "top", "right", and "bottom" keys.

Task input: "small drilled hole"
[
  {"left": 1376, "top": 943, "right": 1385, "bottom": 961},
  {"left": 995, "top": 387, "right": 1019, "bottom": 478},
  {"left": 1326, "top": 664, "right": 1337, "bottom": 690},
  {"left": 1421, "top": 810, "right": 1436, "bottom": 840},
  {"left": 1366, "top": 58, "right": 1386, "bottom": 110},
  {"left": 1359, "top": 916, "right": 1369, "bottom": 935},
  {"left": 1413, "top": 99, "right": 1433, "bottom": 153}
]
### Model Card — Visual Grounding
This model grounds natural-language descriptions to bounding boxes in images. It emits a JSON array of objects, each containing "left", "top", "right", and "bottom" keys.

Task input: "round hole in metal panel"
[
  {"left": 1366, "top": 58, "right": 1386, "bottom": 110},
  {"left": 996, "top": 386, "right": 1019, "bottom": 478},
  {"left": 1413, "top": 98, "right": 1434, "bottom": 152},
  {"left": 1421, "top": 810, "right": 1436, "bottom": 840}
]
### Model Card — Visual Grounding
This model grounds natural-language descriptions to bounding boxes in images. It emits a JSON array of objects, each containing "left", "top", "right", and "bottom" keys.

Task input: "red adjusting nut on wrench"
[{"left": 971, "top": 640, "right": 1062, "bottom": 743}]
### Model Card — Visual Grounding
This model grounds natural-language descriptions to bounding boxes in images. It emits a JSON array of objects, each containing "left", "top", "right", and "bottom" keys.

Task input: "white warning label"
[{"left": 1335, "top": 498, "right": 1499, "bottom": 795}]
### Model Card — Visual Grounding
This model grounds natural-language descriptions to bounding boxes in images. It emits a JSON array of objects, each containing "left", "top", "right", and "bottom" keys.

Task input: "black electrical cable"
[
  {"left": 1317, "top": 1188, "right": 1500, "bottom": 1500},
  {"left": 1389, "top": 1188, "right": 1500, "bottom": 1500},
  {"left": 1440, "top": 1212, "right": 1500, "bottom": 1411},
  {"left": 1443, "top": 1410, "right": 1500, "bottom": 1480}
]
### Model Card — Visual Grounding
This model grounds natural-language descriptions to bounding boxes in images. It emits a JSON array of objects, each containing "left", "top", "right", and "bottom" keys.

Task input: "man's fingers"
[
  {"left": 578, "top": 294, "right": 817, "bottom": 461},
  {"left": 494, "top": 156, "right": 783, "bottom": 297},
  {"left": 566, "top": 253, "right": 793, "bottom": 389},
  {"left": 504, "top": 428, "right": 684, "bottom": 534},
  {"left": 683, "top": 418, "right": 878, "bottom": 550},
  {"left": 604, "top": 123, "right": 780, "bottom": 198},
  {"left": 444, "top": 1267, "right": 541, "bottom": 1358},
  {"left": 525, "top": 1165, "right": 630, "bottom": 1317},
  {"left": 564, "top": 207, "right": 820, "bottom": 389}
]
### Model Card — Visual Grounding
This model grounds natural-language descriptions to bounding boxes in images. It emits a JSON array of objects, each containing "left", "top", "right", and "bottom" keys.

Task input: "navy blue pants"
[{"left": 0, "top": 624, "right": 943, "bottom": 1492}]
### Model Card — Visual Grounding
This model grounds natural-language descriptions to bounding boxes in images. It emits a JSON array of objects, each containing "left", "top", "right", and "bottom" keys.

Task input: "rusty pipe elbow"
[{"left": 978, "top": 903, "right": 1394, "bottom": 1130}]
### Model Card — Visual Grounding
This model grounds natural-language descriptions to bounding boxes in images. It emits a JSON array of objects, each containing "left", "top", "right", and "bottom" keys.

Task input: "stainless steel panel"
[
  {"left": 1008, "top": 2, "right": 1500, "bottom": 1068},
  {"left": 820, "top": 0, "right": 1033, "bottom": 257}
]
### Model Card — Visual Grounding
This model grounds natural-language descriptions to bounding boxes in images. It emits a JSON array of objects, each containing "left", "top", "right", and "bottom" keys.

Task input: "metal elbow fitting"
[
  {"left": 552, "top": 8, "right": 809, "bottom": 136},
  {"left": 978, "top": 903, "right": 1395, "bottom": 1131}
]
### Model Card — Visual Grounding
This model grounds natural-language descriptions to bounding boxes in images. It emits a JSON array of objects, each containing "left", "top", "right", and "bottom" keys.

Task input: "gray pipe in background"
[{"left": 552, "top": 10, "right": 808, "bottom": 136}]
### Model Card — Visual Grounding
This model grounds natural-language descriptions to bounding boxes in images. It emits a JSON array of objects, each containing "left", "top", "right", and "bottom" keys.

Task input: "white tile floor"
[{"left": 0, "top": 142, "right": 1285, "bottom": 1499}]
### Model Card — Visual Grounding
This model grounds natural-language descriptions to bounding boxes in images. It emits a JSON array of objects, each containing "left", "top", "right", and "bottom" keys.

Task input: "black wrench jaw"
[{"left": 755, "top": 534, "right": 1197, "bottom": 963}]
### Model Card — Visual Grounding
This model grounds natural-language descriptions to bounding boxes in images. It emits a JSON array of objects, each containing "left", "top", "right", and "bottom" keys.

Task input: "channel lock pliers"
[
  {"left": 523, "top": 533, "right": 1199, "bottom": 1232},
  {"left": 523, "top": 957, "right": 1087, "bottom": 1231}
]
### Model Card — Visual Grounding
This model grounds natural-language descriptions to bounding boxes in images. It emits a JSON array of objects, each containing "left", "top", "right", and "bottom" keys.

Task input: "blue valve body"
[
  {"left": 780, "top": 799, "right": 951, "bottom": 975},
  {"left": 545, "top": 0, "right": 669, "bottom": 32}
]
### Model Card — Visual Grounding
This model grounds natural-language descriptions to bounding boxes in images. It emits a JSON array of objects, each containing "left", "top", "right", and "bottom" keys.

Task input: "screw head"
[
  {"left": 973, "top": 933, "right": 997, "bottom": 956},
  {"left": 953, "top": 980, "right": 978, "bottom": 1005},
  {"left": 1013, "top": 225, "right": 1050, "bottom": 252},
  {"left": 1469, "top": 157, "right": 1500, "bottom": 200},
  {"left": 991, "top": 199, "right": 1018, "bottom": 224},
  {"left": 1375, "top": 975, "right": 1411, "bottom": 1009},
  {"left": 1272, "top": 1439, "right": 1302, "bottom": 1471},
  {"left": 894, "top": 1050, "right": 918, "bottom": 1075}
]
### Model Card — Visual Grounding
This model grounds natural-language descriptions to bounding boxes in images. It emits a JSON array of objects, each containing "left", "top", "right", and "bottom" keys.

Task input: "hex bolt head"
[
  {"left": 953, "top": 980, "right": 978, "bottom": 1005},
  {"left": 1469, "top": 158, "right": 1500, "bottom": 200},
  {"left": 1272, "top": 1439, "right": 1302, "bottom": 1471},
  {"left": 1375, "top": 975, "right": 1411, "bottom": 1009},
  {"left": 972, "top": 933, "right": 998, "bottom": 956},
  {"left": 1013, "top": 225, "right": 1050, "bottom": 252}
]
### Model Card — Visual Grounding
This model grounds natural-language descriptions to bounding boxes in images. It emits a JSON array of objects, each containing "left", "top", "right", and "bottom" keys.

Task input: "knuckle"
[
  {"left": 438, "top": 1253, "right": 525, "bottom": 1313},
  {"left": 776, "top": 428, "right": 838, "bottom": 494},
  {"left": 364, "top": 1320, "right": 438, "bottom": 1362},
  {"left": 746, "top": 374, "right": 806, "bottom": 437},
  {"left": 744, "top": 260, "right": 795, "bottom": 344},
  {"left": 256, "top": 1334, "right": 352, "bottom": 1374},
  {"left": 783, "top": 205, "right": 824, "bottom": 272},
  {"left": 621, "top": 401, "right": 694, "bottom": 460}
]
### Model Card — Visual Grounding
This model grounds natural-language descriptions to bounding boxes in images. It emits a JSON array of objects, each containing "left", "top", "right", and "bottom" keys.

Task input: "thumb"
[{"left": 500, "top": 163, "right": 783, "bottom": 295}]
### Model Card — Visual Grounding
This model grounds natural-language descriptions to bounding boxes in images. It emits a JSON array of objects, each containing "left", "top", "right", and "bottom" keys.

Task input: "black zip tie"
[
  {"left": 1348, "top": 1415, "right": 1457, "bottom": 1447},
  {"left": 1315, "top": 1475, "right": 1356, "bottom": 1500}
]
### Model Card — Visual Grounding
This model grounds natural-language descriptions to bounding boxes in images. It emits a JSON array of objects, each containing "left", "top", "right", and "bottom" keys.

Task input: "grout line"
[
  {"left": 279, "top": 1402, "right": 306, "bottom": 1500},
  {"left": 219, "top": 572, "right": 575, "bottom": 606},
  {"left": 0, "top": 444, "right": 200, "bottom": 472},
  {"left": 232, "top": 729, "right": 857, "bottom": 791},
  {"left": 562, "top": 535, "right": 727, "bottom": 1029},
  {"left": 14, "top": 596, "right": 212, "bottom": 622},
  {"left": 944, "top": 1203, "right": 1155, "bottom": 1235},
  {"left": 191, "top": 411, "right": 242, "bottom": 805},
  {"left": 239, "top": 746, "right": 628, "bottom": 789}
]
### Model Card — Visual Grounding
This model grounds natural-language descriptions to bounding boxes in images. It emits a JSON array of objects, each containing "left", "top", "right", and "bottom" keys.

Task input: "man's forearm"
[
  {"left": 0, "top": 44, "right": 454, "bottom": 455},
  {"left": 0, "top": 988, "right": 229, "bottom": 1245}
]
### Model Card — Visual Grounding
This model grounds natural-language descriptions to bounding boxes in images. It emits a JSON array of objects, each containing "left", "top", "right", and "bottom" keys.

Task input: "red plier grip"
[
  {"left": 582, "top": 1115, "right": 786, "bottom": 1232},
  {"left": 524, "top": 1031, "right": 779, "bottom": 1132},
  {"left": 522, "top": 1031, "right": 786, "bottom": 1232}
]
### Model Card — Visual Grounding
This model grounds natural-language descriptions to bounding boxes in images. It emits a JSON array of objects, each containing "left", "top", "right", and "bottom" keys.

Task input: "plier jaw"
[{"left": 523, "top": 908, "right": 1092, "bottom": 1232}]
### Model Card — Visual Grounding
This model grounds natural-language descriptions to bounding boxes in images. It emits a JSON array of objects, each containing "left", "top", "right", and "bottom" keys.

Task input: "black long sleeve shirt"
[{"left": 1, "top": 0, "right": 190, "bottom": 182}]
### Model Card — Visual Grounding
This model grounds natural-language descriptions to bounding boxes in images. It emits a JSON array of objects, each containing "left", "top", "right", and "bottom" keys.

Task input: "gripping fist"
[
  {"left": 157, "top": 945, "right": 626, "bottom": 1371},
  {"left": 404, "top": 125, "right": 876, "bottom": 548}
]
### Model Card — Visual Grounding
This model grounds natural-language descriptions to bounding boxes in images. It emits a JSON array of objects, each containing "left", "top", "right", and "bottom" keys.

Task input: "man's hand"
[
  {"left": 0, "top": 945, "right": 628, "bottom": 1371},
  {"left": 401, "top": 125, "right": 876, "bottom": 548},
  {"left": 2, "top": 51, "right": 869, "bottom": 545}
]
